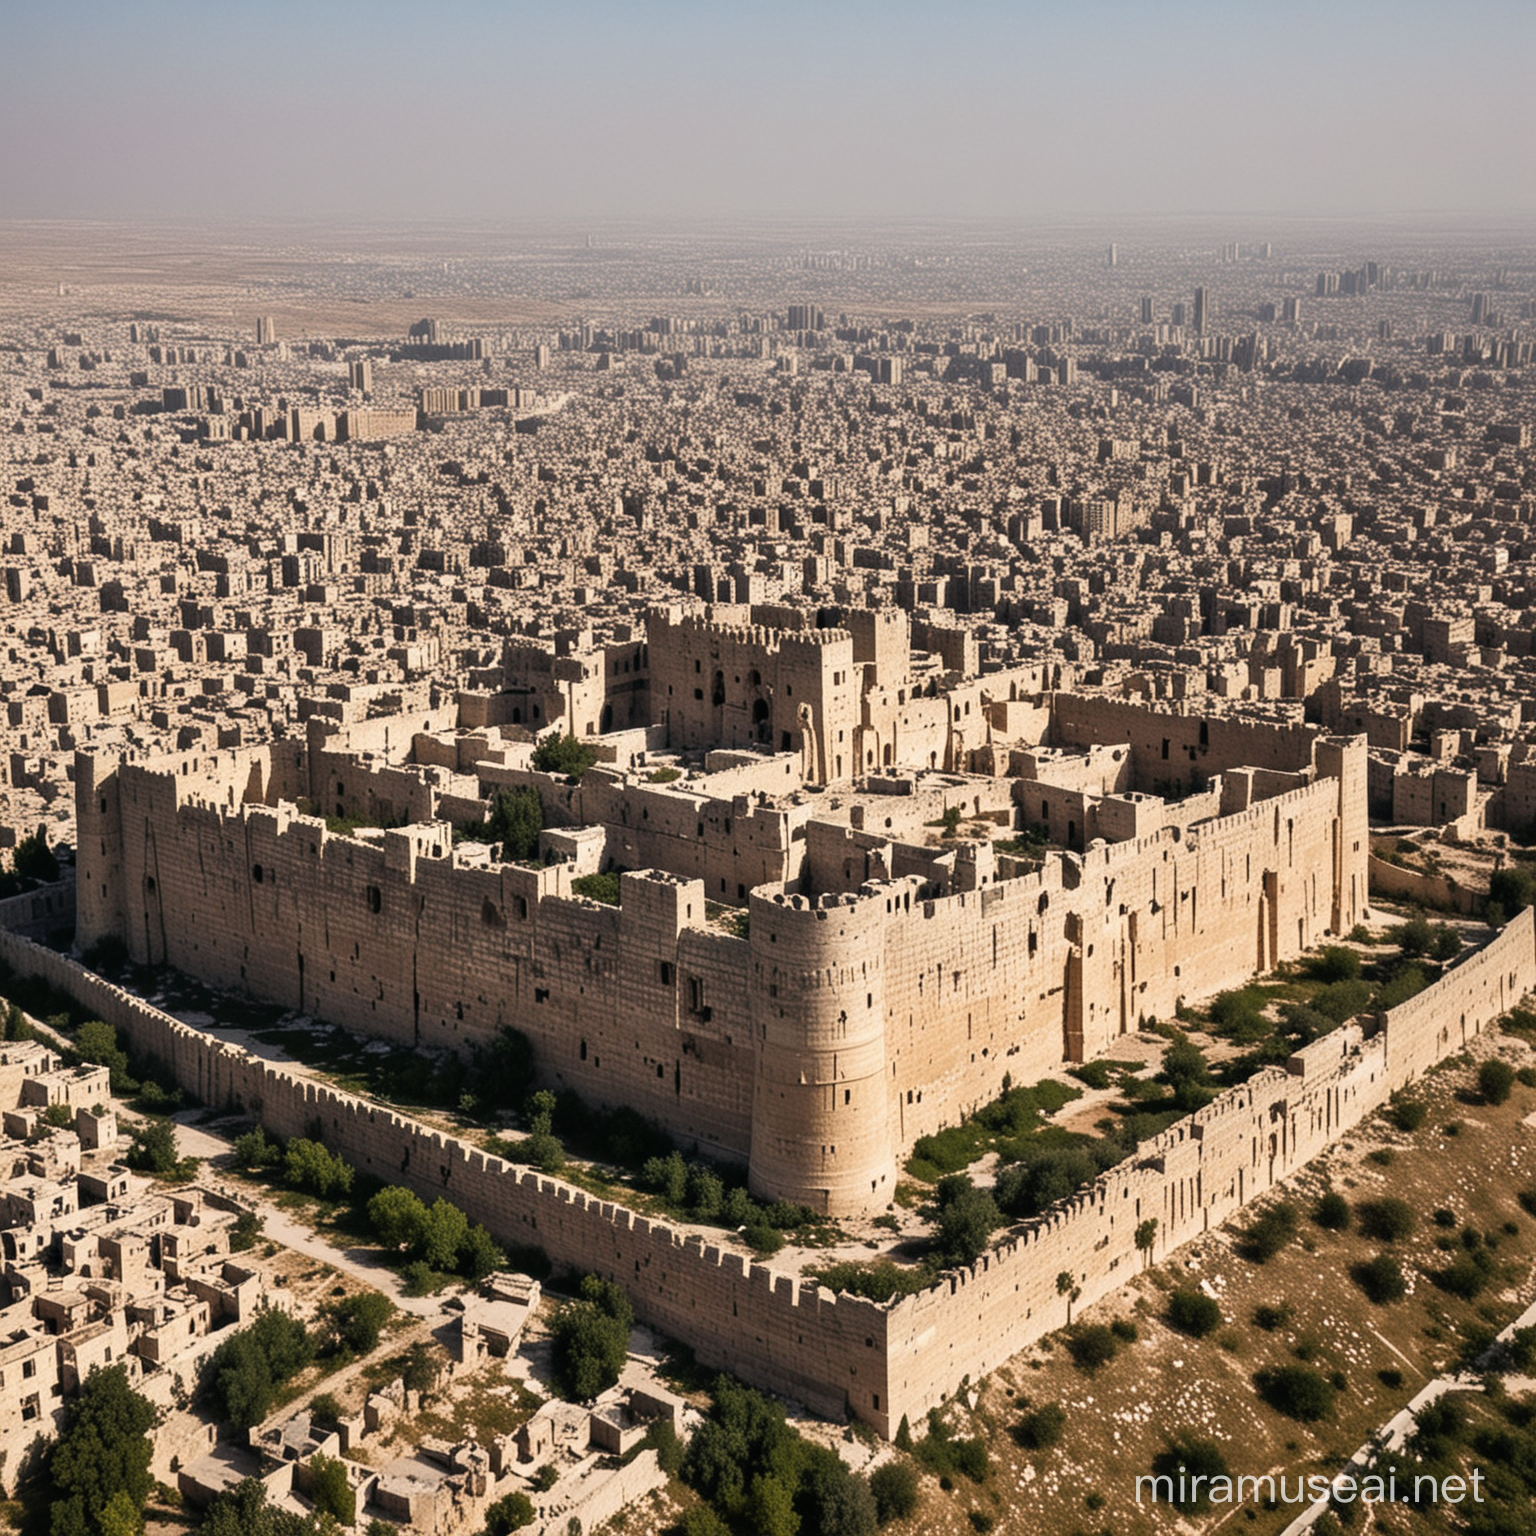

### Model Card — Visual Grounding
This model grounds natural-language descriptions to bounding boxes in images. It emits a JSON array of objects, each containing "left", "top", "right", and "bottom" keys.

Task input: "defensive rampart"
[
  {"left": 0, "top": 927, "right": 887, "bottom": 1425},
  {"left": 879, "top": 904, "right": 1536, "bottom": 1432},
  {"left": 0, "top": 908, "right": 1530, "bottom": 1438}
]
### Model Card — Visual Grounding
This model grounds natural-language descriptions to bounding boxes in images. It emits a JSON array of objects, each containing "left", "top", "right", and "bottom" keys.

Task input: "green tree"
[
  {"left": 284, "top": 1137, "right": 354, "bottom": 1198},
  {"left": 551, "top": 1276, "right": 634, "bottom": 1401},
  {"left": 482, "top": 1493, "right": 535, "bottom": 1536},
  {"left": 234, "top": 1126, "right": 283, "bottom": 1168},
  {"left": 749, "top": 1473, "right": 799, "bottom": 1536},
  {"left": 199, "top": 1479, "right": 324, "bottom": 1536},
  {"left": 870, "top": 1461, "right": 919, "bottom": 1523},
  {"left": 1310, "top": 945, "right": 1361, "bottom": 983},
  {"left": 1490, "top": 865, "right": 1536, "bottom": 918},
  {"left": 1161, "top": 1037, "right": 1216, "bottom": 1112},
  {"left": 1354, "top": 1254, "right": 1407, "bottom": 1304},
  {"left": 49, "top": 1365, "right": 160, "bottom": 1536},
  {"left": 1013, "top": 1401, "right": 1066, "bottom": 1451},
  {"left": 517, "top": 1089, "right": 566, "bottom": 1172},
  {"left": 1255, "top": 1364, "right": 1338, "bottom": 1421},
  {"left": 1167, "top": 1288, "right": 1222, "bottom": 1337},
  {"left": 644, "top": 1149, "right": 689, "bottom": 1205},
  {"left": 487, "top": 786, "right": 544, "bottom": 862},
  {"left": 13, "top": 826, "right": 60, "bottom": 884},
  {"left": 1149, "top": 1434, "right": 1230, "bottom": 1514},
  {"left": 679, "top": 1510, "right": 731, "bottom": 1536},
  {"left": 307, "top": 1454, "right": 355, "bottom": 1525},
  {"left": 1391, "top": 913, "right": 1434, "bottom": 959},
  {"left": 1314, "top": 1190, "right": 1352, "bottom": 1230},
  {"left": 75, "top": 1019, "right": 134, "bottom": 1094},
  {"left": 205, "top": 1305, "right": 315, "bottom": 1428},
  {"left": 95, "top": 1493, "right": 141, "bottom": 1536},
  {"left": 531, "top": 735, "right": 599, "bottom": 781},
  {"left": 368, "top": 1185, "right": 428, "bottom": 1250},
  {"left": 1357, "top": 1197, "right": 1415, "bottom": 1242},
  {"left": 125, "top": 1119, "right": 184, "bottom": 1177},
  {"left": 321, "top": 1291, "right": 394, "bottom": 1355},
  {"left": 418, "top": 1198, "right": 471, "bottom": 1272},
  {"left": 1480, "top": 1059, "right": 1517, "bottom": 1106},
  {"left": 931, "top": 1174, "right": 1002, "bottom": 1266},
  {"left": 800, "top": 1449, "right": 877, "bottom": 1536},
  {"left": 458, "top": 1224, "right": 506, "bottom": 1281},
  {"left": 400, "top": 1342, "right": 438, "bottom": 1396}
]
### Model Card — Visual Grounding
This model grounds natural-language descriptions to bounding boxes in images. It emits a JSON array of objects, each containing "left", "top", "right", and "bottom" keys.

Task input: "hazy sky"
[{"left": 3, "top": 0, "right": 1534, "bottom": 225}]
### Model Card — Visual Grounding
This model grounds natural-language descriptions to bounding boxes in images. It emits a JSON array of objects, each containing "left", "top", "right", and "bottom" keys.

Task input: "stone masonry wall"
[
  {"left": 1, "top": 907, "right": 1529, "bottom": 1438},
  {"left": 0, "top": 927, "right": 887, "bottom": 1426}
]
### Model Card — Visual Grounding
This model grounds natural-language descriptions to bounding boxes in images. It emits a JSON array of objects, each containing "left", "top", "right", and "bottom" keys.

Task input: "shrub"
[
  {"left": 1353, "top": 1254, "right": 1407, "bottom": 1304},
  {"left": 321, "top": 1291, "right": 393, "bottom": 1355},
  {"left": 678, "top": 1509, "right": 731, "bottom": 1536},
  {"left": 308, "top": 1393, "right": 343, "bottom": 1429},
  {"left": 870, "top": 1461, "right": 919, "bottom": 1523},
  {"left": 1375, "top": 963, "right": 1428, "bottom": 1011},
  {"left": 482, "top": 1492, "right": 535, "bottom": 1536},
  {"left": 205, "top": 1305, "right": 314, "bottom": 1428},
  {"left": 1149, "top": 1434, "right": 1230, "bottom": 1513},
  {"left": 233, "top": 1126, "right": 283, "bottom": 1169},
  {"left": 1066, "top": 1325, "right": 1118, "bottom": 1371},
  {"left": 1389, "top": 1097, "right": 1428, "bottom": 1132},
  {"left": 1479, "top": 1059, "right": 1517, "bottom": 1106},
  {"left": 530, "top": 735, "right": 598, "bottom": 781},
  {"left": 307, "top": 1454, "right": 354, "bottom": 1525},
  {"left": 1255, "top": 1364, "right": 1338, "bottom": 1421},
  {"left": 486, "top": 787, "right": 543, "bottom": 862},
  {"left": 1253, "top": 1302, "right": 1294, "bottom": 1331},
  {"left": 125, "top": 1119, "right": 194, "bottom": 1179},
  {"left": 644, "top": 1418, "right": 684, "bottom": 1475},
  {"left": 530, "top": 1466, "right": 558, "bottom": 1493},
  {"left": 932, "top": 1174, "right": 1003, "bottom": 1267},
  {"left": 1391, "top": 913, "right": 1435, "bottom": 959},
  {"left": 1167, "top": 1289, "right": 1222, "bottom": 1338},
  {"left": 1356, "top": 1197, "right": 1415, "bottom": 1243},
  {"left": 1310, "top": 946, "right": 1361, "bottom": 983},
  {"left": 284, "top": 1138, "right": 353, "bottom": 1199},
  {"left": 1012, "top": 1402, "right": 1066, "bottom": 1451},
  {"left": 571, "top": 872, "right": 620, "bottom": 905},
  {"left": 1240, "top": 1201, "right": 1299, "bottom": 1263},
  {"left": 230, "top": 1210, "right": 264, "bottom": 1251},
  {"left": 1110, "top": 1317, "right": 1138, "bottom": 1343},
  {"left": 1433, "top": 1255, "right": 1489, "bottom": 1300}
]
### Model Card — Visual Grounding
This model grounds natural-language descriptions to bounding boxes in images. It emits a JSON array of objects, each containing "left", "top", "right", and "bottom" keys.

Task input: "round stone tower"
[{"left": 747, "top": 886, "right": 895, "bottom": 1215}]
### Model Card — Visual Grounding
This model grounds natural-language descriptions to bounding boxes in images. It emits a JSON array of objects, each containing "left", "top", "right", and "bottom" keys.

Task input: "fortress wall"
[
  {"left": 98, "top": 758, "right": 758, "bottom": 1166},
  {"left": 878, "top": 904, "right": 1536, "bottom": 1435},
  {"left": 77, "top": 737, "right": 1367, "bottom": 1214},
  {"left": 0, "top": 913, "right": 1526, "bottom": 1442},
  {"left": 879, "top": 766, "right": 1364, "bottom": 1148},
  {"left": 1049, "top": 695, "right": 1320, "bottom": 788},
  {"left": 0, "top": 929, "right": 886, "bottom": 1426}
]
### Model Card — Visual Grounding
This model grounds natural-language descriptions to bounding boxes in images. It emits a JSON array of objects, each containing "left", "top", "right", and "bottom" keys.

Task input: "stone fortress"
[{"left": 76, "top": 605, "right": 1368, "bottom": 1216}]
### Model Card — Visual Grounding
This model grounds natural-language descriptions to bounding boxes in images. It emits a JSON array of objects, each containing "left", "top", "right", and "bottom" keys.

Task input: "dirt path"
[{"left": 166, "top": 1110, "right": 449, "bottom": 1320}]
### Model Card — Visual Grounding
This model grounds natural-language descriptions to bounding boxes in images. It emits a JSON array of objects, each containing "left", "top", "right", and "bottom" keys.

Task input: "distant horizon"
[{"left": 3, "top": 0, "right": 1534, "bottom": 227}]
